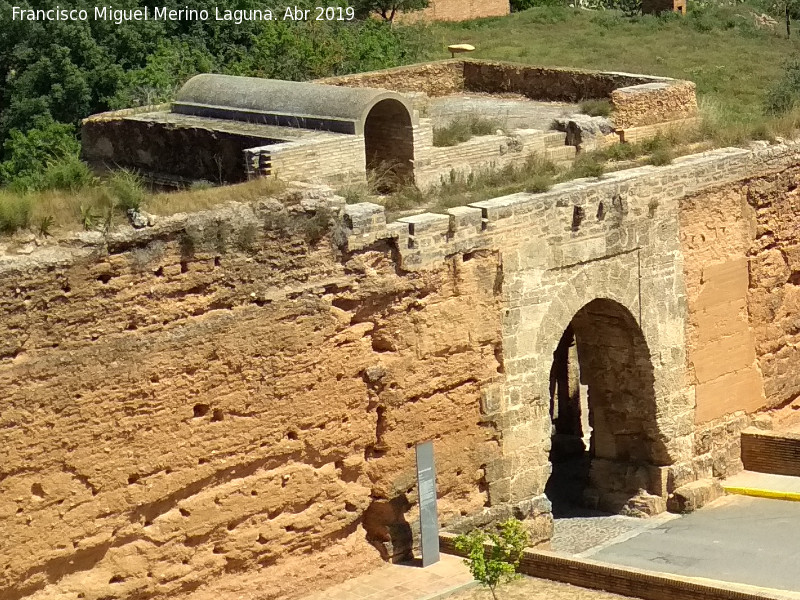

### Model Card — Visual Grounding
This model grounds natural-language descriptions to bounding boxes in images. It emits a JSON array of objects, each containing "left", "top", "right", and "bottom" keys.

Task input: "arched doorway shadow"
[
  {"left": 545, "top": 298, "right": 662, "bottom": 518},
  {"left": 364, "top": 99, "right": 414, "bottom": 191}
]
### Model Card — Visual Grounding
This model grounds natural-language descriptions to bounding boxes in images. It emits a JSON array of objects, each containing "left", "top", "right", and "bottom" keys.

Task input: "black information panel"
[{"left": 415, "top": 441, "right": 440, "bottom": 567}]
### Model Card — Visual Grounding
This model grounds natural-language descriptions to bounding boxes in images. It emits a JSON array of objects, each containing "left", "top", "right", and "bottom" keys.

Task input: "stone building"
[
  {"left": 400, "top": 0, "right": 511, "bottom": 21},
  {"left": 82, "top": 59, "right": 698, "bottom": 190}
]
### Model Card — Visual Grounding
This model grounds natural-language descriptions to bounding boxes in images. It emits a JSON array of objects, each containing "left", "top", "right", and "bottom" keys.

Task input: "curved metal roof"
[{"left": 172, "top": 74, "right": 415, "bottom": 135}]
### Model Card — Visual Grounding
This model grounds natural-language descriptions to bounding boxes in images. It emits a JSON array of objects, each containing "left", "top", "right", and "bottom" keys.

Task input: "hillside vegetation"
[{"left": 4, "top": 0, "right": 800, "bottom": 235}]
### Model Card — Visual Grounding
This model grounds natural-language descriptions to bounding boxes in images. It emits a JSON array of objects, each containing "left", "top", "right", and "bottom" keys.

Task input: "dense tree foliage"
[{"left": 0, "top": 0, "right": 431, "bottom": 186}]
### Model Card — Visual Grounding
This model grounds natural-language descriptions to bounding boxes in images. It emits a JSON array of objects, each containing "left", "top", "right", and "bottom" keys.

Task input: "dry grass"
[{"left": 0, "top": 176, "right": 286, "bottom": 238}]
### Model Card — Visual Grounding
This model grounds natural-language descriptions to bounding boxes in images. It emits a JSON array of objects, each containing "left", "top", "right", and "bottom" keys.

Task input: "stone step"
[
  {"left": 543, "top": 131, "right": 568, "bottom": 147},
  {"left": 545, "top": 145, "right": 577, "bottom": 162}
]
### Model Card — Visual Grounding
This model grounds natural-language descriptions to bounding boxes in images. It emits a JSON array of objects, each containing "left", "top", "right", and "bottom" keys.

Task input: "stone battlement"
[{"left": 342, "top": 143, "right": 791, "bottom": 271}]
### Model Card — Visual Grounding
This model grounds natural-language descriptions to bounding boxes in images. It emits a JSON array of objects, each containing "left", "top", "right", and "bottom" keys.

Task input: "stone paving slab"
[
  {"left": 724, "top": 470, "right": 800, "bottom": 497},
  {"left": 591, "top": 495, "right": 800, "bottom": 593},
  {"left": 299, "top": 554, "right": 475, "bottom": 600}
]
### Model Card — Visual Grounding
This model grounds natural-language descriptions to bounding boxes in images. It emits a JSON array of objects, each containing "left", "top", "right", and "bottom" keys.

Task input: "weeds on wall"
[{"left": 433, "top": 115, "right": 503, "bottom": 147}]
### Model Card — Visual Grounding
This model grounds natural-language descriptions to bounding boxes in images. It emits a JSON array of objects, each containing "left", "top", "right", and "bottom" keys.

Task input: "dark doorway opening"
[
  {"left": 545, "top": 298, "right": 663, "bottom": 518},
  {"left": 546, "top": 323, "right": 593, "bottom": 517},
  {"left": 364, "top": 99, "right": 414, "bottom": 191}
]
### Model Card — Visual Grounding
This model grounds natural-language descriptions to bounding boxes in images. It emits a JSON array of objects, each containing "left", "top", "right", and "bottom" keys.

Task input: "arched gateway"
[{"left": 546, "top": 298, "right": 665, "bottom": 515}]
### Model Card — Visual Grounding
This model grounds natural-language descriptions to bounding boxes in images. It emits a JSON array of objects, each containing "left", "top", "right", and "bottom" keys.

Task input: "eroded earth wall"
[
  {"left": 0, "top": 200, "right": 503, "bottom": 600},
  {"left": 680, "top": 163, "right": 800, "bottom": 423}
]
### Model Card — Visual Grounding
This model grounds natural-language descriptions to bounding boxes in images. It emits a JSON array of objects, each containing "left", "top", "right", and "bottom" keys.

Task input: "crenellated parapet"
[{"left": 342, "top": 143, "right": 797, "bottom": 272}]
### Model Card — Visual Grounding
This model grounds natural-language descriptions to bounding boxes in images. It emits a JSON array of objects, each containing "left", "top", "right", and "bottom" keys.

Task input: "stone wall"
[
  {"left": 82, "top": 113, "right": 281, "bottom": 184},
  {"left": 9, "top": 140, "right": 800, "bottom": 599},
  {"left": 679, "top": 158, "right": 800, "bottom": 425},
  {"left": 344, "top": 141, "right": 800, "bottom": 508},
  {"left": 413, "top": 126, "right": 571, "bottom": 190},
  {"left": 317, "top": 60, "right": 466, "bottom": 97},
  {"left": 246, "top": 136, "right": 367, "bottom": 184},
  {"left": 0, "top": 197, "right": 504, "bottom": 600},
  {"left": 611, "top": 81, "right": 698, "bottom": 129},
  {"left": 399, "top": 0, "right": 510, "bottom": 22}
]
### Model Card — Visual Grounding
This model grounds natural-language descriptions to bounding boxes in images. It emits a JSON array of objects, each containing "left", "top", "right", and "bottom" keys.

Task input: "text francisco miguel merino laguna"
[{"left": 10, "top": 5, "right": 355, "bottom": 23}]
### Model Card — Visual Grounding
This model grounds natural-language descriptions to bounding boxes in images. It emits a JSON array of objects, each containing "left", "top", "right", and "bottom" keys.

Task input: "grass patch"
[
  {"left": 429, "top": 3, "right": 800, "bottom": 141},
  {"left": 0, "top": 173, "right": 286, "bottom": 237},
  {"left": 433, "top": 115, "right": 502, "bottom": 147},
  {"left": 566, "top": 153, "right": 606, "bottom": 179},
  {"left": 579, "top": 99, "right": 613, "bottom": 117}
]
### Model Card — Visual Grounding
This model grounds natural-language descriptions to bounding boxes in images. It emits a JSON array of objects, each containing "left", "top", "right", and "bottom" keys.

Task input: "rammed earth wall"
[{"left": 3, "top": 141, "right": 800, "bottom": 599}]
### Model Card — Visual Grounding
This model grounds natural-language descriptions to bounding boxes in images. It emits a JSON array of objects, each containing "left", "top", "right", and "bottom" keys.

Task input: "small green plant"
[
  {"left": 603, "top": 142, "right": 639, "bottom": 161},
  {"left": 579, "top": 99, "right": 613, "bottom": 117},
  {"left": 40, "top": 155, "right": 96, "bottom": 191},
  {"left": 107, "top": 169, "right": 146, "bottom": 212},
  {"left": 37, "top": 215, "right": 54, "bottom": 238},
  {"left": 567, "top": 153, "right": 606, "bottom": 179},
  {"left": 0, "top": 194, "right": 32, "bottom": 234},
  {"left": 649, "top": 146, "right": 674, "bottom": 166},
  {"left": 454, "top": 518, "right": 530, "bottom": 600},
  {"left": 525, "top": 174, "right": 553, "bottom": 193},
  {"left": 301, "top": 206, "right": 334, "bottom": 244},
  {"left": 79, "top": 203, "right": 101, "bottom": 231}
]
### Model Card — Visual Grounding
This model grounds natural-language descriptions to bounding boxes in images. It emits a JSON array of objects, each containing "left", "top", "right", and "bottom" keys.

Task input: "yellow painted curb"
[{"left": 723, "top": 485, "right": 800, "bottom": 502}]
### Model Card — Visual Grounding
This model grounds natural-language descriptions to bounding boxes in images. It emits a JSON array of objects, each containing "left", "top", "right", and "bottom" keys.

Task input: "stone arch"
[
  {"left": 364, "top": 99, "right": 415, "bottom": 190},
  {"left": 545, "top": 298, "right": 666, "bottom": 514}
]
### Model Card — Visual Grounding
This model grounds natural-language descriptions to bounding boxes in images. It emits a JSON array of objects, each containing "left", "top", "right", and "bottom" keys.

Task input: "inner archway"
[
  {"left": 545, "top": 298, "right": 660, "bottom": 516},
  {"left": 364, "top": 99, "right": 414, "bottom": 191}
]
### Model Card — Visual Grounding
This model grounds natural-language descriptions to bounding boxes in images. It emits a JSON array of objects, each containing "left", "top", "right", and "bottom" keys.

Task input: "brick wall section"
[
  {"left": 413, "top": 127, "right": 552, "bottom": 190},
  {"left": 463, "top": 61, "right": 656, "bottom": 101},
  {"left": 742, "top": 430, "right": 800, "bottom": 476},
  {"left": 679, "top": 184, "right": 765, "bottom": 424}
]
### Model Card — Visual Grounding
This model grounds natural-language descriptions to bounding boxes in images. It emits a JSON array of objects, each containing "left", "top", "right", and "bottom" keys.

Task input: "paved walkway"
[
  {"left": 590, "top": 495, "right": 800, "bottom": 594},
  {"left": 299, "top": 553, "right": 474, "bottom": 600},
  {"left": 428, "top": 95, "right": 579, "bottom": 131},
  {"left": 724, "top": 470, "right": 800, "bottom": 499}
]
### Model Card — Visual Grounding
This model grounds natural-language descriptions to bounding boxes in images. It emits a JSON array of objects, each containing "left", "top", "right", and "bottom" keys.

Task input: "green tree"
[
  {"left": 454, "top": 518, "right": 529, "bottom": 600},
  {"left": 0, "top": 116, "right": 80, "bottom": 190},
  {"left": 353, "top": 0, "right": 430, "bottom": 22}
]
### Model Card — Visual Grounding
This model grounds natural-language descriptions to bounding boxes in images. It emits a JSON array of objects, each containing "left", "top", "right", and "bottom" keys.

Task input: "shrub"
[
  {"left": 0, "top": 118, "right": 80, "bottom": 191},
  {"left": 765, "top": 58, "right": 800, "bottom": 115},
  {"left": 40, "top": 155, "right": 96, "bottom": 191},
  {"left": 603, "top": 142, "right": 639, "bottom": 161},
  {"left": 567, "top": 153, "right": 606, "bottom": 178},
  {"left": 107, "top": 170, "right": 146, "bottom": 212},
  {"left": 454, "top": 518, "right": 530, "bottom": 600},
  {"left": 0, "top": 194, "right": 32, "bottom": 234},
  {"left": 525, "top": 174, "right": 553, "bottom": 193},
  {"left": 579, "top": 99, "right": 613, "bottom": 118},
  {"left": 649, "top": 146, "right": 674, "bottom": 165}
]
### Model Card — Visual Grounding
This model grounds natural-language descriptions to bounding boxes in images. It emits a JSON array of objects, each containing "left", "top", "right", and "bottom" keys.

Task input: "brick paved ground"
[
  {"left": 448, "top": 575, "right": 631, "bottom": 600},
  {"left": 299, "top": 553, "right": 475, "bottom": 600}
]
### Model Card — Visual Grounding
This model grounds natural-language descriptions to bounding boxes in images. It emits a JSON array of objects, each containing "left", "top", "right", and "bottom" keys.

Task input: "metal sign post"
[{"left": 415, "top": 441, "right": 440, "bottom": 567}]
